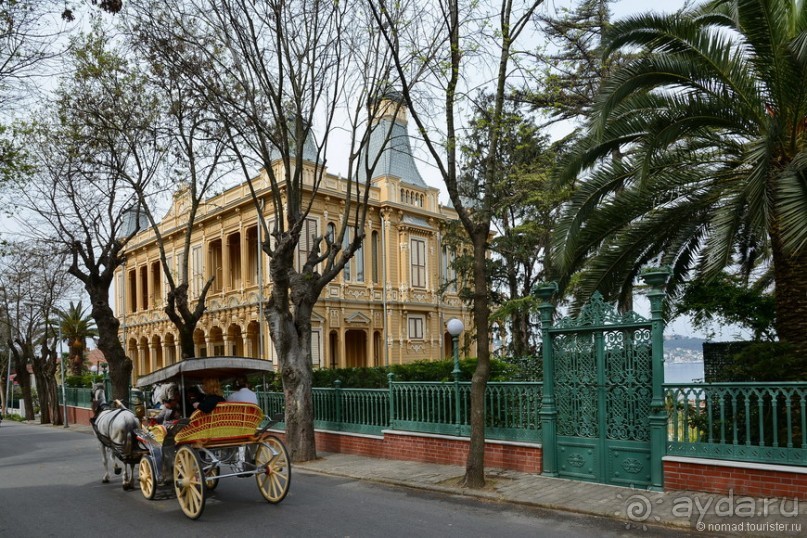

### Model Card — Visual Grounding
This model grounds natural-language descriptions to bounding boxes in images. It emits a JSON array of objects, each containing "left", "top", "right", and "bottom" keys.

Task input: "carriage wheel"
[
  {"left": 204, "top": 464, "right": 220, "bottom": 491},
  {"left": 138, "top": 456, "right": 157, "bottom": 500},
  {"left": 173, "top": 446, "right": 206, "bottom": 519},
  {"left": 254, "top": 435, "right": 291, "bottom": 503},
  {"left": 198, "top": 451, "right": 220, "bottom": 491}
]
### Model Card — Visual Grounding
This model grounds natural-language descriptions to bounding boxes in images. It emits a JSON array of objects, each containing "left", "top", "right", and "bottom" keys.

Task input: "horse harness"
[{"left": 91, "top": 409, "right": 140, "bottom": 464}]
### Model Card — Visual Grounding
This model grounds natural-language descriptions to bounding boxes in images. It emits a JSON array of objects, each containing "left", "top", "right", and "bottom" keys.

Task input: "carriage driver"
[{"left": 154, "top": 395, "right": 181, "bottom": 424}]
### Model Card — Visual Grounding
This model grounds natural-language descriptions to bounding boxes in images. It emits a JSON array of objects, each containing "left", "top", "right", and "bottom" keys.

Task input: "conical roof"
[{"left": 358, "top": 97, "right": 426, "bottom": 188}]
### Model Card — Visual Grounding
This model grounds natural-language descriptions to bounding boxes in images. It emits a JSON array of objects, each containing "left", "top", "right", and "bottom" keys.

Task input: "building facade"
[{"left": 115, "top": 101, "right": 473, "bottom": 379}]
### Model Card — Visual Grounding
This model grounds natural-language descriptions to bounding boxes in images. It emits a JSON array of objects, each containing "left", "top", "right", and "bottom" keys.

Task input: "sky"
[{"left": 3, "top": 0, "right": 745, "bottom": 343}]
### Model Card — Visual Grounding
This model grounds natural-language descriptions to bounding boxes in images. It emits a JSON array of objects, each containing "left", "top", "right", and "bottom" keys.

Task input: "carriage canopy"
[{"left": 135, "top": 356, "right": 274, "bottom": 388}]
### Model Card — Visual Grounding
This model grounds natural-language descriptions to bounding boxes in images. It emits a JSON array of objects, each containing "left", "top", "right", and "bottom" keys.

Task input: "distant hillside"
[
  {"left": 665, "top": 334, "right": 705, "bottom": 351},
  {"left": 664, "top": 334, "right": 705, "bottom": 363}
]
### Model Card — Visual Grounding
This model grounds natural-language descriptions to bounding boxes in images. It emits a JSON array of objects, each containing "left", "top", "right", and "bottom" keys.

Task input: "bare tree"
[
  {"left": 0, "top": 241, "right": 75, "bottom": 424},
  {"left": 370, "top": 0, "right": 543, "bottom": 487},
  {"left": 128, "top": 0, "right": 398, "bottom": 461},
  {"left": 11, "top": 28, "right": 149, "bottom": 401},
  {"left": 0, "top": 2, "right": 74, "bottom": 185},
  {"left": 111, "top": 22, "right": 237, "bottom": 360}
]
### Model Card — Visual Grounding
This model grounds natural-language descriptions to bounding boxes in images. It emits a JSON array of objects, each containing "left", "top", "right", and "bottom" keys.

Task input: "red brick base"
[
  {"left": 60, "top": 405, "right": 95, "bottom": 427},
  {"left": 664, "top": 457, "right": 807, "bottom": 500},
  {"left": 283, "top": 429, "right": 542, "bottom": 473}
]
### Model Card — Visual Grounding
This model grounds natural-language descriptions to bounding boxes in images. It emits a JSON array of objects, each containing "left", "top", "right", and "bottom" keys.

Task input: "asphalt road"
[{"left": 0, "top": 421, "right": 693, "bottom": 537}]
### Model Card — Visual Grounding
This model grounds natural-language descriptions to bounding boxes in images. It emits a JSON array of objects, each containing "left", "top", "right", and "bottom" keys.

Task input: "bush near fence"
[{"left": 249, "top": 357, "right": 527, "bottom": 392}]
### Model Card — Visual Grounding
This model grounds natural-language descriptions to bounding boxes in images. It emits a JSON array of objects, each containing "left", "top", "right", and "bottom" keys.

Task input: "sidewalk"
[{"left": 35, "top": 421, "right": 807, "bottom": 536}]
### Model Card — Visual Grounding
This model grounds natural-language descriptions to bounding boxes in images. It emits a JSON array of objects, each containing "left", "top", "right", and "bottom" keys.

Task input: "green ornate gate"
[{"left": 535, "top": 269, "right": 669, "bottom": 489}]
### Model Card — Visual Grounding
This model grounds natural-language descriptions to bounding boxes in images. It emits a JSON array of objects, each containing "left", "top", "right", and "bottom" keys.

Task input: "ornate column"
[
  {"left": 137, "top": 342, "right": 147, "bottom": 375},
  {"left": 222, "top": 232, "right": 231, "bottom": 291},
  {"left": 365, "top": 329, "right": 373, "bottom": 367},
  {"left": 534, "top": 282, "right": 558, "bottom": 476},
  {"left": 240, "top": 226, "right": 249, "bottom": 289},
  {"left": 339, "top": 326, "right": 347, "bottom": 369},
  {"left": 150, "top": 341, "right": 159, "bottom": 371},
  {"left": 641, "top": 266, "right": 671, "bottom": 491}
]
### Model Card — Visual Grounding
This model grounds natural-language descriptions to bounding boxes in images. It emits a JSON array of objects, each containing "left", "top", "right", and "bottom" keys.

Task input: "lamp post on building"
[{"left": 446, "top": 318, "right": 464, "bottom": 434}]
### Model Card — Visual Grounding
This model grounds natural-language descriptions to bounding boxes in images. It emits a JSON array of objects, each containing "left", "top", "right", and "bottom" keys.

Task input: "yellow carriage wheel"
[
  {"left": 254, "top": 435, "right": 291, "bottom": 503},
  {"left": 138, "top": 456, "right": 157, "bottom": 500},
  {"left": 173, "top": 446, "right": 206, "bottom": 519},
  {"left": 205, "top": 465, "right": 220, "bottom": 491}
]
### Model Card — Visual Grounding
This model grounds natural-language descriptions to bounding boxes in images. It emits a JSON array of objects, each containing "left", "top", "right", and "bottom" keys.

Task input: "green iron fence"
[
  {"left": 388, "top": 381, "right": 542, "bottom": 442},
  {"left": 61, "top": 381, "right": 542, "bottom": 441},
  {"left": 63, "top": 387, "right": 94, "bottom": 407},
  {"left": 251, "top": 380, "right": 541, "bottom": 441},
  {"left": 665, "top": 382, "right": 807, "bottom": 466}
]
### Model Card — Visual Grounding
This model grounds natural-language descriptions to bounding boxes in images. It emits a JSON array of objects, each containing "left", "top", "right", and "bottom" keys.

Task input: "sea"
[{"left": 663, "top": 361, "right": 705, "bottom": 383}]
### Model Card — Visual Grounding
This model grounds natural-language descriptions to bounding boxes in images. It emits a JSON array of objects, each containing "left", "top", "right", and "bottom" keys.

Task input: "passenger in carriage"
[
  {"left": 226, "top": 375, "right": 258, "bottom": 405},
  {"left": 193, "top": 377, "right": 226, "bottom": 413},
  {"left": 184, "top": 385, "right": 203, "bottom": 416}
]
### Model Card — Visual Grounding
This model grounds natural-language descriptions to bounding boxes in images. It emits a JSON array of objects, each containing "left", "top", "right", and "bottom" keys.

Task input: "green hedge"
[
  {"left": 65, "top": 374, "right": 105, "bottom": 388},
  {"left": 249, "top": 358, "right": 530, "bottom": 391}
]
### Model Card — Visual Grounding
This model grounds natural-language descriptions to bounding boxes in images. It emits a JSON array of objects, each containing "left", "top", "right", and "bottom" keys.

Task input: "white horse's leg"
[
  {"left": 101, "top": 445, "right": 110, "bottom": 483},
  {"left": 121, "top": 461, "right": 133, "bottom": 490}
]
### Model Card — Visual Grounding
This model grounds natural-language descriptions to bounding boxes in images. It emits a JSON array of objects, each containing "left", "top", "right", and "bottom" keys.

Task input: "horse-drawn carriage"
[{"left": 92, "top": 357, "right": 290, "bottom": 520}]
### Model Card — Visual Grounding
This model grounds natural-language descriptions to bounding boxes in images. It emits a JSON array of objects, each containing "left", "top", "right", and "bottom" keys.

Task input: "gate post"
[
  {"left": 641, "top": 267, "right": 671, "bottom": 491},
  {"left": 535, "top": 282, "right": 558, "bottom": 476}
]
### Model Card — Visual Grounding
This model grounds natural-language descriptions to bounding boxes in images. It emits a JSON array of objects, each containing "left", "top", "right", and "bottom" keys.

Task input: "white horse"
[{"left": 91, "top": 384, "right": 141, "bottom": 490}]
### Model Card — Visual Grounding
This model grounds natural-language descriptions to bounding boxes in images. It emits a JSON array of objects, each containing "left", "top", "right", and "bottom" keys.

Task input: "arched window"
[{"left": 371, "top": 231, "right": 379, "bottom": 283}]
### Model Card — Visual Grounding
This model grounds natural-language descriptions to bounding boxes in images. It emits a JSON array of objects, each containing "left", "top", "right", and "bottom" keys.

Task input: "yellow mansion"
[{"left": 115, "top": 102, "right": 473, "bottom": 379}]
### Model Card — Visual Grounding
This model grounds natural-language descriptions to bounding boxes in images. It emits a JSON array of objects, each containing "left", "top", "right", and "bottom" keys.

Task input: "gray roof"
[
  {"left": 119, "top": 205, "right": 149, "bottom": 238},
  {"left": 358, "top": 117, "right": 426, "bottom": 188},
  {"left": 269, "top": 119, "right": 321, "bottom": 164},
  {"left": 135, "top": 356, "right": 274, "bottom": 387}
]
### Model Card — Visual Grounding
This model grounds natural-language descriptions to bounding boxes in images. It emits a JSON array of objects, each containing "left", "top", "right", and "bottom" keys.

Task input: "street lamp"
[
  {"left": 59, "top": 325, "right": 68, "bottom": 428},
  {"left": 101, "top": 362, "right": 109, "bottom": 400},
  {"left": 5, "top": 350, "right": 11, "bottom": 416},
  {"left": 446, "top": 318, "right": 464, "bottom": 382},
  {"left": 446, "top": 318, "right": 464, "bottom": 433}
]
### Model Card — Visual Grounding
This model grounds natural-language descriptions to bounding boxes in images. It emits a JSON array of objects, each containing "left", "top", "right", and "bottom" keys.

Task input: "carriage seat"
[{"left": 174, "top": 403, "right": 265, "bottom": 445}]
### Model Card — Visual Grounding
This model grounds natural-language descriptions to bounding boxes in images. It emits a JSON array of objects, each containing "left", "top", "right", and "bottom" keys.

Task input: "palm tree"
[
  {"left": 555, "top": 0, "right": 807, "bottom": 360},
  {"left": 56, "top": 301, "right": 98, "bottom": 376}
]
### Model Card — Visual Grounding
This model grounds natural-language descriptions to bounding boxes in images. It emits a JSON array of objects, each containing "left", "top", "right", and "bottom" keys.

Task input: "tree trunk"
[
  {"left": 281, "top": 344, "right": 316, "bottom": 461},
  {"left": 770, "top": 225, "right": 807, "bottom": 362},
  {"left": 166, "top": 283, "right": 205, "bottom": 360},
  {"left": 267, "top": 268, "right": 318, "bottom": 463},
  {"left": 9, "top": 349, "right": 34, "bottom": 420},
  {"left": 462, "top": 234, "right": 491, "bottom": 488},
  {"left": 90, "top": 286, "right": 132, "bottom": 401},
  {"left": 31, "top": 361, "right": 52, "bottom": 425}
]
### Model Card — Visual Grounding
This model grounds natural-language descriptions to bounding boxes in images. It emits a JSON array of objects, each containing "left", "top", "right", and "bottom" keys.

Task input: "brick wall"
[
  {"left": 60, "top": 405, "right": 95, "bottom": 427},
  {"left": 279, "top": 429, "right": 542, "bottom": 473},
  {"left": 664, "top": 457, "right": 807, "bottom": 500}
]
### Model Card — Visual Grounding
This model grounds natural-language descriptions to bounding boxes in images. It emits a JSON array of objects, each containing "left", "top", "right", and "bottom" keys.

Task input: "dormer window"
[{"left": 400, "top": 188, "right": 424, "bottom": 208}]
